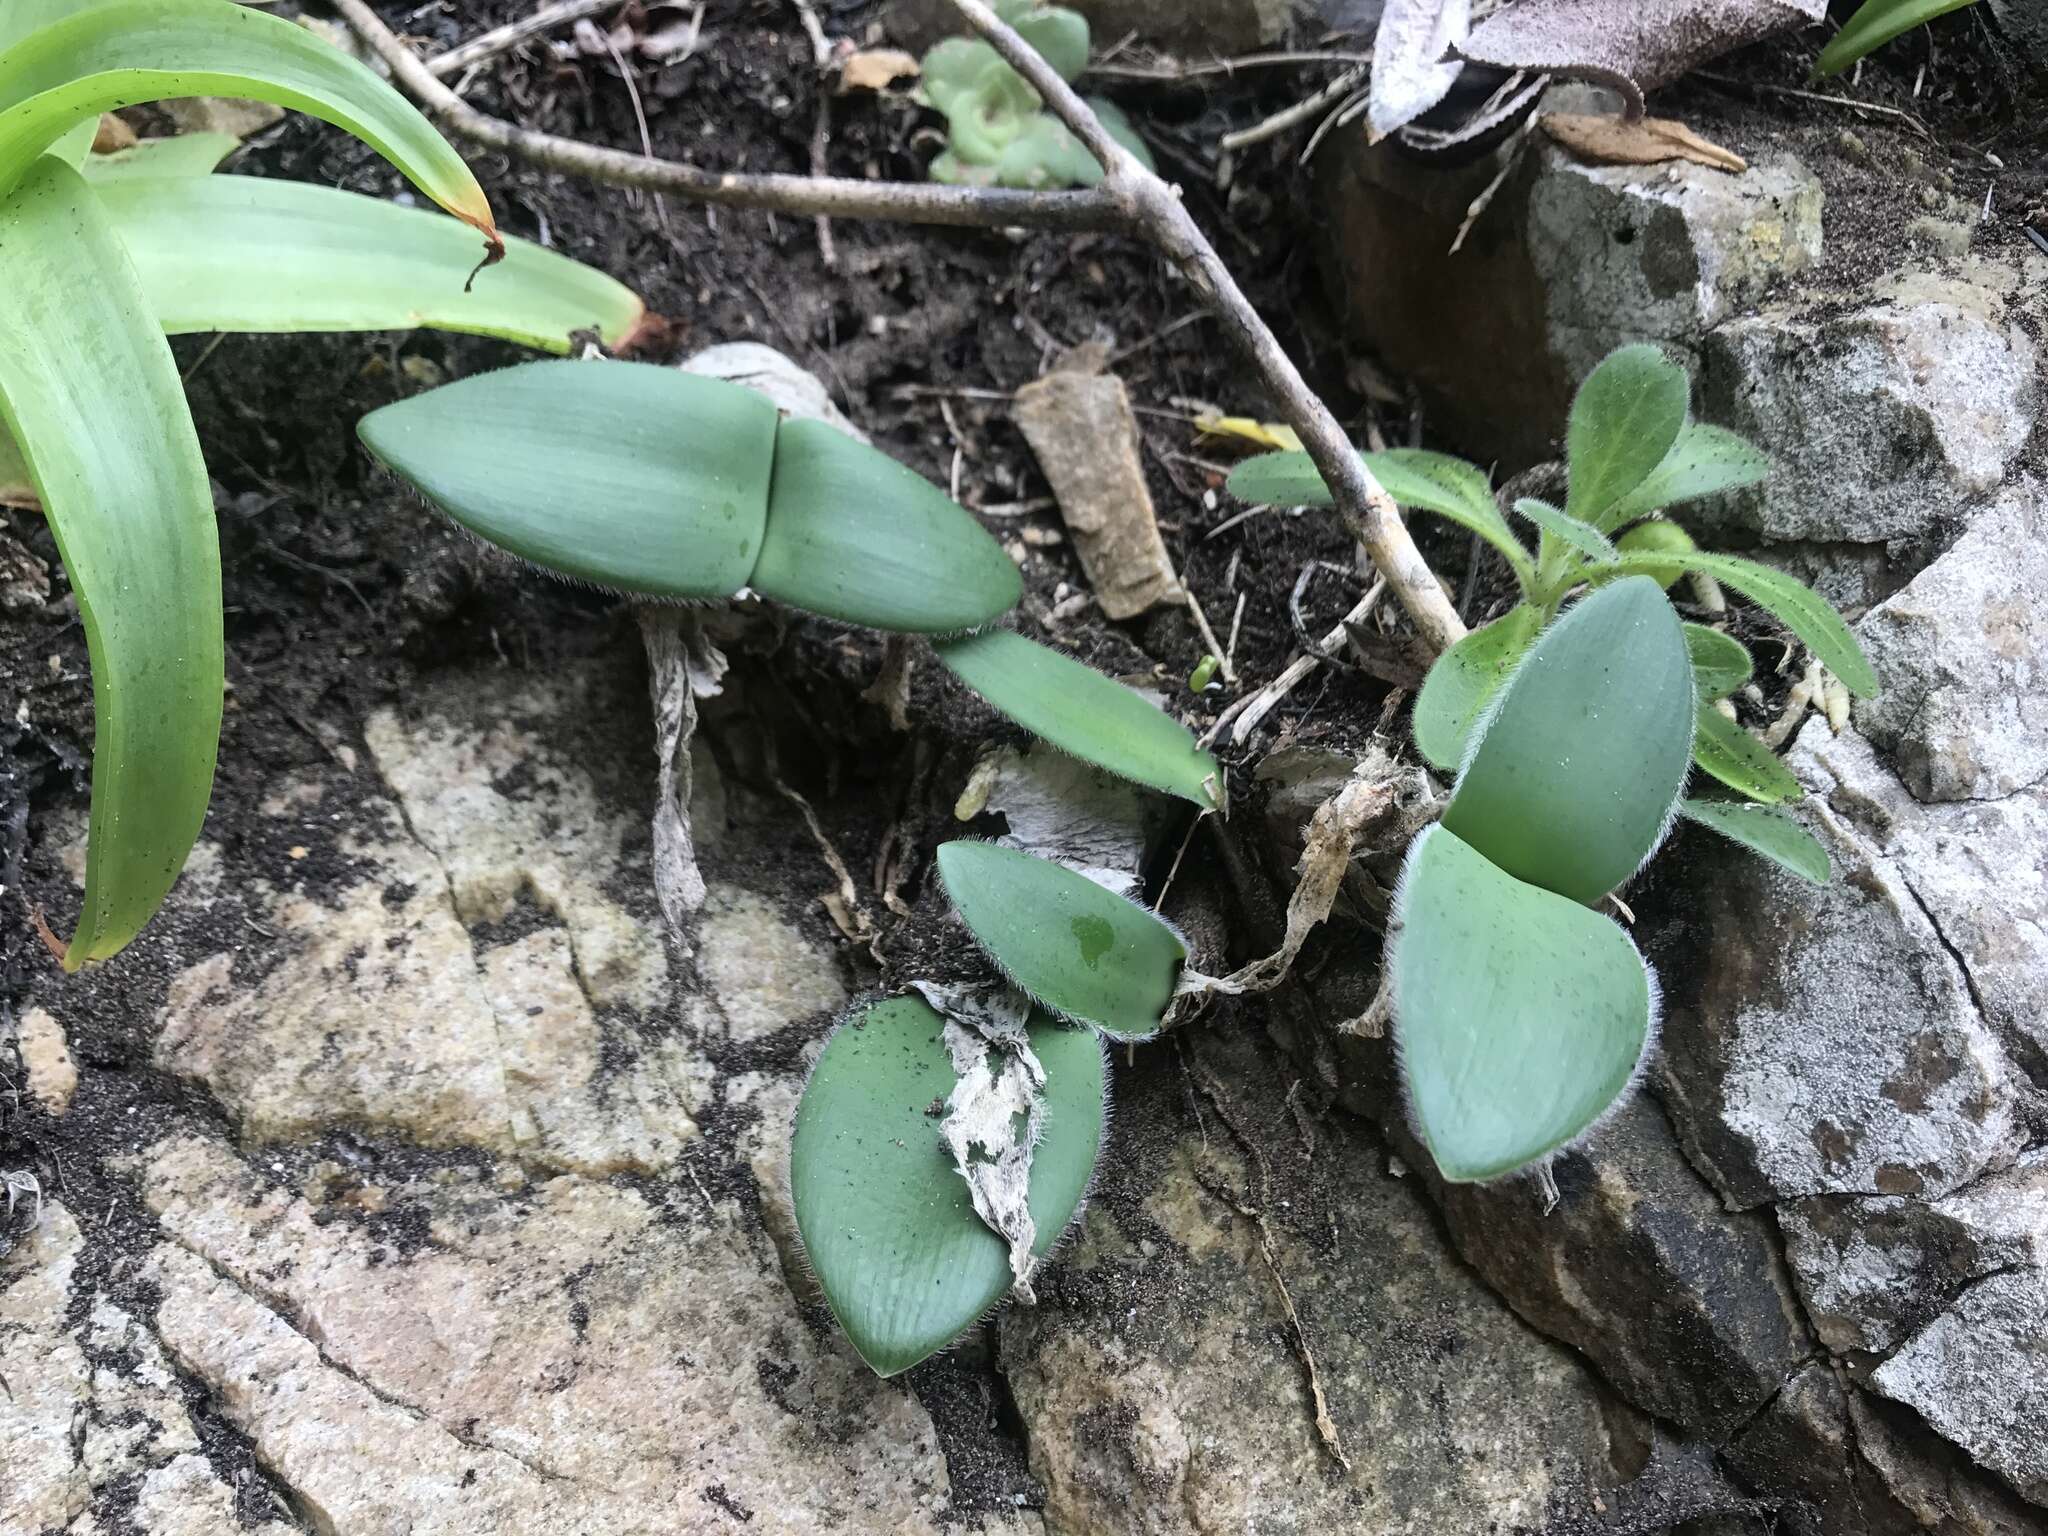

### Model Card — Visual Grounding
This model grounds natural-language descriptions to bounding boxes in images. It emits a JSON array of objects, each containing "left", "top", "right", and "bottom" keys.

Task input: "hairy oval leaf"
[
  {"left": 1565, "top": 344, "right": 1689, "bottom": 529},
  {"left": 1443, "top": 575, "right": 1693, "bottom": 903},
  {"left": 358, "top": 359, "right": 779, "bottom": 600},
  {"left": 1393, "top": 826, "right": 1654, "bottom": 1183},
  {"left": 752, "top": 418, "right": 1022, "bottom": 633},
  {"left": 1679, "top": 797, "right": 1829, "bottom": 883},
  {"left": 1225, "top": 449, "right": 1332, "bottom": 507},
  {"left": 1615, "top": 549, "right": 1878, "bottom": 698},
  {"left": 1691, "top": 702, "right": 1802, "bottom": 804},
  {"left": 1603, "top": 423, "right": 1770, "bottom": 528},
  {"left": 1685, "top": 623, "right": 1752, "bottom": 701},
  {"left": 1411, "top": 603, "right": 1543, "bottom": 772},
  {"left": 97, "top": 174, "right": 646, "bottom": 350},
  {"left": 791, "top": 994, "right": 1105, "bottom": 1376},
  {"left": 1613, "top": 518, "right": 1697, "bottom": 589},
  {"left": 937, "top": 840, "right": 1184, "bottom": 1040},
  {"left": 933, "top": 629, "right": 1221, "bottom": 808},
  {"left": 0, "top": 0, "right": 497, "bottom": 248},
  {"left": 0, "top": 158, "right": 221, "bottom": 969},
  {"left": 1687, "top": 618, "right": 1753, "bottom": 704}
]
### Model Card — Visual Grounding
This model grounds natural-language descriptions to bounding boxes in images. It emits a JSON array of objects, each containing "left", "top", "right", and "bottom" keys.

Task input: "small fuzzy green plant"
[
  {"left": 919, "top": 0, "right": 1153, "bottom": 188},
  {"left": 1228, "top": 344, "right": 1877, "bottom": 823},
  {"left": 356, "top": 358, "right": 1222, "bottom": 1374},
  {"left": 0, "top": 0, "right": 645, "bottom": 969}
]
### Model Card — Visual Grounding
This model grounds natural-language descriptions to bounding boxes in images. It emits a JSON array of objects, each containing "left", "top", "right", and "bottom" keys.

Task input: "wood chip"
[{"left": 840, "top": 47, "right": 919, "bottom": 93}]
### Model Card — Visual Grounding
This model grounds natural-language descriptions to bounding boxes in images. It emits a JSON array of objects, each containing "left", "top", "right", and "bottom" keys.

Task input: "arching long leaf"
[
  {"left": 0, "top": 0, "right": 498, "bottom": 253},
  {"left": 791, "top": 994, "right": 1105, "bottom": 1376},
  {"left": 933, "top": 628, "right": 1221, "bottom": 808},
  {"left": 0, "top": 158, "right": 221, "bottom": 969},
  {"left": 937, "top": 840, "right": 1185, "bottom": 1040},
  {"left": 1393, "top": 826, "right": 1654, "bottom": 1183},
  {"left": 77, "top": 128, "right": 239, "bottom": 180},
  {"left": 359, "top": 359, "right": 780, "bottom": 600},
  {"left": 1815, "top": 0, "right": 1980, "bottom": 75},
  {"left": 1610, "top": 549, "right": 1878, "bottom": 698},
  {"left": 1512, "top": 497, "right": 1617, "bottom": 563},
  {"left": 96, "top": 174, "right": 647, "bottom": 351},
  {"left": 752, "top": 418, "right": 1022, "bottom": 634},
  {"left": 1602, "top": 423, "right": 1770, "bottom": 529},
  {"left": 1444, "top": 576, "right": 1693, "bottom": 903}
]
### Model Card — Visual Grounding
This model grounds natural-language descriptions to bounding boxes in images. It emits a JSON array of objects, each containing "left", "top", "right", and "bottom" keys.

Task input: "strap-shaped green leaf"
[
  {"left": 1565, "top": 344, "right": 1689, "bottom": 529},
  {"left": 752, "top": 418, "right": 1022, "bottom": 633},
  {"left": 0, "top": 158, "right": 221, "bottom": 969},
  {"left": 937, "top": 840, "right": 1184, "bottom": 1040},
  {"left": 1444, "top": 576, "right": 1693, "bottom": 903},
  {"left": 1611, "top": 549, "right": 1878, "bottom": 698},
  {"left": 932, "top": 628, "right": 1221, "bottom": 808},
  {"left": 1679, "top": 797, "right": 1829, "bottom": 883},
  {"left": 1691, "top": 702, "right": 1802, "bottom": 804},
  {"left": 97, "top": 174, "right": 647, "bottom": 351},
  {"left": 1685, "top": 623, "right": 1752, "bottom": 701},
  {"left": 1603, "top": 423, "right": 1770, "bottom": 529},
  {"left": 0, "top": 0, "right": 497, "bottom": 251},
  {"left": 791, "top": 994, "right": 1105, "bottom": 1376},
  {"left": 77, "top": 129, "right": 239, "bottom": 180},
  {"left": 1411, "top": 603, "right": 1542, "bottom": 772},
  {"left": 1513, "top": 497, "right": 1618, "bottom": 562},
  {"left": 1816, "top": 0, "right": 1979, "bottom": 75},
  {"left": 358, "top": 359, "right": 779, "bottom": 600},
  {"left": 0, "top": 425, "right": 32, "bottom": 507},
  {"left": 1392, "top": 826, "right": 1653, "bottom": 1183},
  {"left": 0, "top": 0, "right": 117, "bottom": 54}
]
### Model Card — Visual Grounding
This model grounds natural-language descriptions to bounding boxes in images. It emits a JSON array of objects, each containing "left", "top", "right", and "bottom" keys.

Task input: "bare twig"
[
  {"left": 1089, "top": 49, "right": 1376, "bottom": 82},
  {"left": 427, "top": 0, "right": 614, "bottom": 77},
  {"left": 789, "top": 0, "right": 839, "bottom": 266},
  {"left": 1219, "top": 64, "right": 1368, "bottom": 155},
  {"left": 334, "top": 0, "right": 1125, "bottom": 232},
  {"left": 1202, "top": 578, "right": 1386, "bottom": 748},
  {"left": 951, "top": 0, "right": 1463, "bottom": 655}
]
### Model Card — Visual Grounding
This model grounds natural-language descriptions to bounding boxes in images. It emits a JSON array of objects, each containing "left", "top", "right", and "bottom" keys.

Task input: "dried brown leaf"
[
  {"left": 1541, "top": 111, "right": 1748, "bottom": 173},
  {"left": 1463, "top": 0, "right": 1825, "bottom": 102}
]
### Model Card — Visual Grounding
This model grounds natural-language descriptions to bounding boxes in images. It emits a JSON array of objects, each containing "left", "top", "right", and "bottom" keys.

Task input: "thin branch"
[
  {"left": 426, "top": 0, "right": 613, "bottom": 78},
  {"left": 1088, "top": 49, "right": 1377, "bottom": 82},
  {"left": 333, "top": 0, "right": 1126, "bottom": 233},
  {"left": 949, "top": 0, "right": 1465, "bottom": 653}
]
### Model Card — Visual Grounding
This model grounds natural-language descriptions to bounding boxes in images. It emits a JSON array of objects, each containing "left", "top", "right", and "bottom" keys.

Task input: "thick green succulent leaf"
[
  {"left": 791, "top": 994, "right": 1106, "bottom": 1376},
  {"left": 1692, "top": 702, "right": 1802, "bottom": 804},
  {"left": 1411, "top": 603, "right": 1543, "bottom": 772},
  {"left": 0, "top": 0, "right": 117, "bottom": 53},
  {"left": 77, "top": 128, "right": 239, "bottom": 180},
  {"left": 1008, "top": 2, "right": 1091, "bottom": 81},
  {"left": 1565, "top": 344, "right": 1689, "bottom": 529},
  {"left": 47, "top": 113, "right": 97, "bottom": 167},
  {"left": 753, "top": 419, "right": 1022, "bottom": 632},
  {"left": 0, "top": 158, "right": 221, "bottom": 969},
  {"left": 1816, "top": 0, "right": 1979, "bottom": 75},
  {"left": 1513, "top": 497, "right": 1618, "bottom": 563},
  {"left": 1443, "top": 576, "right": 1693, "bottom": 903},
  {"left": 358, "top": 359, "right": 778, "bottom": 600},
  {"left": 0, "top": 0, "right": 498, "bottom": 250},
  {"left": 1610, "top": 549, "right": 1878, "bottom": 698},
  {"left": 97, "top": 174, "right": 646, "bottom": 350},
  {"left": 1679, "top": 797, "right": 1829, "bottom": 883},
  {"left": 933, "top": 629, "right": 1221, "bottom": 808},
  {"left": 1602, "top": 423, "right": 1770, "bottom": 529},
  {"left": 1685, "top": 623, "right": 1752, "bottom": 701},
  {"left": 937, "top": 840, "right": 1185, "bottom": 1040},
  {"left": 1392, "top": 826, "right": 1653, "bottom": 1183},
  {"left": 1613, "top": 518, "right": 1696, "bottom": 589}
]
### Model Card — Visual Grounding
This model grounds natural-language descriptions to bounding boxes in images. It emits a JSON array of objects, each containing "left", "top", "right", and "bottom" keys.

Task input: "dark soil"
[{"left": 1, "top": 0, "right": 2041, "bottom": 1527}]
